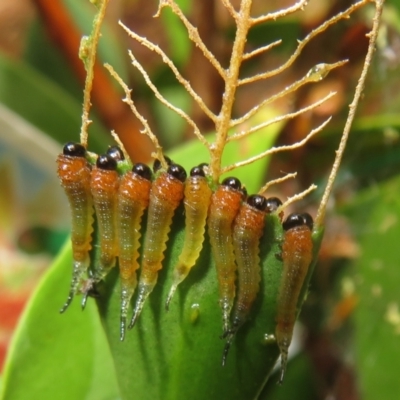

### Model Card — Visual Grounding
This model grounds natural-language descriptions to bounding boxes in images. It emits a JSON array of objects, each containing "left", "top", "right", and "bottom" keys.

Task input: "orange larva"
[
  {"left": 117, "top": 163, "right": 152, "bottom": 340},
  {"left": 90, "top": 154, "right": 120, "bottom": 283},
  {"left": 222, "top": 196, "right": 282, "bottom": 365},
  {"left": 129, "top": 163, "right": 187, "bottom": 328},
  {"left": 165, "top": 164, "right": 212, "bottom": 310},
  {"left": 276, "top": 212, "right": 313, "bottom": 384},
  {"left": 57, "top": 142, "right": 94, "bottom": 313},
  {"left": 207, "top": 177, "right": 244, "bottom": 335}
]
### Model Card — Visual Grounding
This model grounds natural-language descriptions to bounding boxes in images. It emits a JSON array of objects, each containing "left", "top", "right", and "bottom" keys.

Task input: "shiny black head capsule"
[
  {"left": 301, "top": 213, "right": 314, "bottom": 231},
  {"left": 96, "top": 154, "right": 117, "bottom": 170},
  {"left": 282, "top": 213, "right": 306, "bottom": 231},
  {"left": 153, "top": 156, "right": 172, "bottom": 173},
  {"left": 106, "top": 146, "right": 125, "bottom": 162},
  {"left": 132, "top": 163, "right": 152, "bottom": 181},
  {"left": 247, "top": 194, "right": 267, "bottom": 212},
  {"left": 265, "top": 197, "right": 282, "bottom": 213},
  {"left": 167, "top": 163, "right": 187, "bottom": 182},
  {"left": 221, "top": 177, "right": 242, "bottom": 192},
  {"left": 190, "top": 165, "right": 206, "bottom": 177},
  {"left": 63, "top": 142, "right": 86, "bottom": 157}
]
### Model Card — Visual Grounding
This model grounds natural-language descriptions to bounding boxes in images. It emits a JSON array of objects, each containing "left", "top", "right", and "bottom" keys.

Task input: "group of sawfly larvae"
[{"left": 57, "top": 141, "right": 314, "bottom": 383}]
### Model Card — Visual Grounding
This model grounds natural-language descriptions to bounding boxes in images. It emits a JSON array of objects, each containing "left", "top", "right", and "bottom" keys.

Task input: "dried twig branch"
[
  {"left": 156, "top": 0, "right": 226, "bottom": 78},
  {"left": 104, "top": 63, "right": 165, "bottom": 165},
  {"left": 222, "top": 117, "right": 331, "bottom": 174},
  {"left": 79, "top": 0, "right": 110, "bottom": 146},
  {"left": 220, "top": 0, "right": 238, "bottom": 19},
  {"left": 250, "top": 0, "right": 308, "bottom": 26},
  {"left": 258, "top": 172, "right": 297, "bottom": 195},
  {"left": 120, "top": 21, "right": 217, "bottom": 124},
  {"left": 127, "top": 51, "right": 209, "bottom": 149},
  {"left": 242, "top": 40, "right": 282, "bottom": 61},
  {"left": 228, "top": 91, "right": 336, "bottom": 142},
  {"left": 240, "top": 0, "right": 368, "bottom": 86},
  {"left": 278, "top": 183, "right": 318, "bottom": 214},
  {"left": 233, "top": 61, "right": 346, "bottom": 127},
  {"left": 315, "top": 0, "right": 385, "bottom": 229}
]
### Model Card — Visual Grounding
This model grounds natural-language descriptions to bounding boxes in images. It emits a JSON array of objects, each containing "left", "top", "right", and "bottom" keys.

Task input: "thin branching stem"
[
  {"left": 242, "top": 40, "right": 282, "bottom": 61},
  {"left": 222, "top": 117, "right": 331, "bottom": 174},
  {"left": 250, "top": 0, "right": 308, "bottom": 26},
  {"left": 157, "top": 0, "right": 226, "bottom": 79},
  {"left": 315, "top": 0, "right": 385, "bottom": 229},
  {"left": 210, "top": 0, "right": 253, "bottom": 183},
  {"left": 258, "top": 172, "right": 297, "bottom": 195},
  {"left": 221, "top": 0, "right": 238, "bottom": 19},
  {"left": 111, "top": 130, "right": 130, "bottom": 162},
  {"left": 127, "top": 51, "right": 210, "bottom": 149},
  {"left": 80, "top": 0, "right": 110, "bottom": 147},
  {"left": 233, "top": 61, "right": 345, "bottom": 127},
  {"left": 120, "top": 21, "right": 217, "bottom": 124},
  {"left": 278, "top": 183, "right": 318, "bottom": 214},
  {"left": 104, "top": 63, "right": 165, "bottom": 165},
  {"left": 240, "top": 0, "right": 368, "bottom": 86},
  {"left": 228, "top": 91, "right": 336, "bottom": 142}
]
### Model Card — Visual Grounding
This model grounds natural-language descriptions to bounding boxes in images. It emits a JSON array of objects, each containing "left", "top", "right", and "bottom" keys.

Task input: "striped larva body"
[
  {"left": 276, "top": 213, "right": 313, "bottom": 384},
  {"left": 165, "top": 164, "right": 212, "bottom": 310},
  {"left": 90, "top": 154, "right": 120, "bottom": 282},
  {"left": 129, "top": 163, "right": 187, "bottom": 328},
  {"left": 57, "top": 142, "right": 94, "bottom": 313},
  {"left": 117, "top": 163, "right": 152, "bottom": 340},
  {"left": 222, "top": 196, "right": 282, "bottom": 365},
  {"left": 208, "top": 177, "right": 243, "bottom": 335}
]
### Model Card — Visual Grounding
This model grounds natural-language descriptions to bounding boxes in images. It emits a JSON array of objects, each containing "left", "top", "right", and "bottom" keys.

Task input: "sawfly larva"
[
  {"left": 57, "top": 142, "right": 94, "bottom": 313},
  {"left": 117, "top": 163, "right": 152, "bottom": 340},
  {"left": 208, "top": 177, "right": 243, "bottom": 335},
  {"left": 276, "top": 212, "right": 313, "bottom": 384},
  {"left": 222, "top": 196, "right": 282, "bottom": 365},
  {"left": 129, "top": 163, "right": 187, "bottom": 328},
  {"left": 165, "top": 163, "right": 212, "bottom": 310},
  {"left": 90, "top": 153, "right": 120, "bottom": 283}
]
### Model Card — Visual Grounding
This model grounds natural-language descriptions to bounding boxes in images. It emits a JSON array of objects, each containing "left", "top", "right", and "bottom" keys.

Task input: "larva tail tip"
[
  {"left": 165, "top": 285, "right": 177, "bottom": 312},
  {"left": 120, "top": 317, "right": 126, "bottom": 341},
  {"left": 81, "top": 293, "right": 89, "bottom": 310},
  {"left": 221, "top": 340, "right": 232, "bottom": 367},
  {"left": 128, "top": 314, "right": 138, "bottom": 330},
  {"left": 59, "top": 295, "right": 73, "bottom": 313}
]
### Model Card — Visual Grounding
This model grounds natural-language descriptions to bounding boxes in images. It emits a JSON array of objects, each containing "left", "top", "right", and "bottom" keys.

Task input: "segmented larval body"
[
  {"left": 117, "top": 163, "right": 152, "bottom": 340},
  {"left": 90, "top": 154, "right": 119, "bottom": 282},
  {"left": 222, "top": 196, "right": 282, "bottom": 365},
  {"left": 165, "top": 164, "right": 212, "bottom": 310},
  {"left": 130, "top": 163, "right": 187, "bottom": 328},
  {"left": 276, "top": 213, "right": 313, "bottom": 384},
  {"left": 208, "top": 177, "right": 243, "bottom": 335},
  {"left": 57, "top": 142, "right": 94, "bottom": 313}
]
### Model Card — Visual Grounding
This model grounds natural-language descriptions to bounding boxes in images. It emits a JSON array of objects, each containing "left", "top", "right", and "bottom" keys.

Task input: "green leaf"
[
  {"left": 341, "top": 174, "right": 400, "bottom": 400},
  {"left": 0, "top": 53, "right": 109, "bottom": 153},
  {"left": 0, "top": 242, "right": 120, "bottom": 400}
]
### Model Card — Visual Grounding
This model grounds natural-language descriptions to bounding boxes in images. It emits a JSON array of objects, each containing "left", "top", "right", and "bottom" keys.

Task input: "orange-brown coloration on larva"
[
  {"left": 90, "top": 162, "right": 119, "bottom": 281},
  {"left": 130, "top": 164, "right": 186, "bottom": 328},
  {"left": 208, "top": 177, "right": 243, "bottom": 334},
  {"left": 57, "top": 151, "right": 94, "bottom": 312},
  {"left": 117, "top": 165, "right": 152, "bottom": 340},
  {"left": 165, "top": 167, "right": 212, "bottom": 310},
  {"left": 276, "top": 215, "right": 313, "bottom": 384}
]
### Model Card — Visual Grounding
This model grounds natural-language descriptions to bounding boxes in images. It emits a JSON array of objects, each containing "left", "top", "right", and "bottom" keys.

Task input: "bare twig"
[
  {"left": 228, "top": 91, "right": 336, "bottom": 142},
  {"left": 258, "top": 172, "right": 297, "bottom": 195},
  {"left": 156, "top": 0, "right": 226, "bottom": 78},
  {"left": 242, "top": 40, "right": 282, "bottom": 61},
  {"left": 251, "top": 0, "right": 308, "bottom": 26},
  {"left": 79, "top": 0, "right": 110, "bottom": 146},
  {"left": 278, "top": 184, "right": 318, "bottom": 214},
  {"left": 233, "top": 61, "right": 346, "bottom": 127},
  {"left": 220, "top": 0, "right": 238, "bottom": 19},
  {"left": 315, "top": 0, "right": 385, "bottom": 229},
  {"left": 222, "top": 117, "right": 331, "bottom": 174},
  {"left": 120, "top": 21, "right": 217, "bottom": 124},
  {"left": 240, "top": 0, "right": 368, "bottom": 86},
  {"left": 128, "top": 51, "right": 210, "bottom": 149},
  {"left": 104, "top": 63, "right": 165, "bottom": 166}
]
